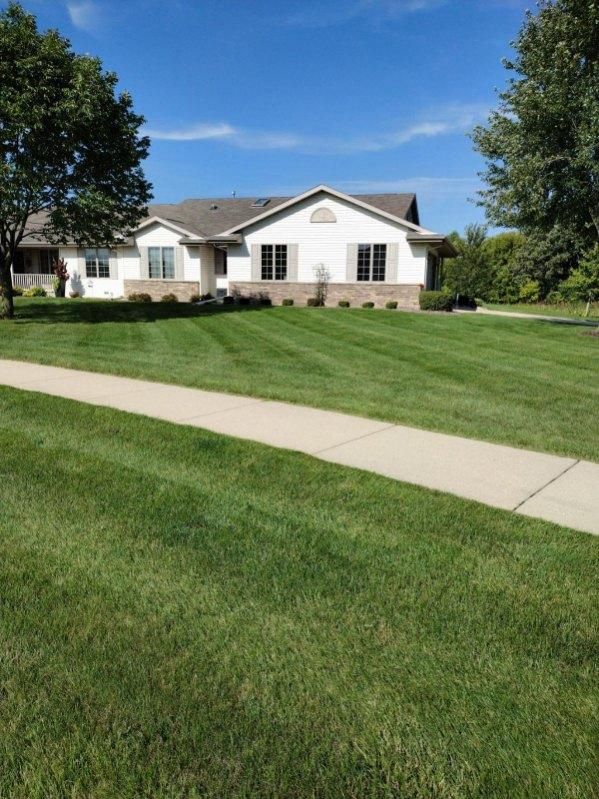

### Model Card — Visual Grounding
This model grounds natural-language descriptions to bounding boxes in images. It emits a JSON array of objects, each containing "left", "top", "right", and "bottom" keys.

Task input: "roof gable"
[{"left": 219, "top": 185, "right": 434, "bottom": 236}]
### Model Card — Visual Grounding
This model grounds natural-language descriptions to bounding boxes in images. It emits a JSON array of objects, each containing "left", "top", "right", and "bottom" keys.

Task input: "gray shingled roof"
[
  {"left": 21, "top": 191, "right": 419, "bottom": 244},
  {"left": 148, "top": 193, "right": 418, "bottom": 238}
]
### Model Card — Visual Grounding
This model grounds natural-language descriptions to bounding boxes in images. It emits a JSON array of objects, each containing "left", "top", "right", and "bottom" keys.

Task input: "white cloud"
[
  {"left": 145, "top": 104, "right": 487, "bottom": 154},
  {"left": 282, "top": 0, "right": 448, "bottom": 28},
  {"left": 66, "top": 0, "right": 103, "bottom": 33},
  {"left": 336, "top": 176, "right": 481, "bottom": 199}
]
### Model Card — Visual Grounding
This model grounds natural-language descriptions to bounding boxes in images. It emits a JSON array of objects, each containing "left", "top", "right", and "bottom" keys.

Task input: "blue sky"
[{"left": 24, "top": 0, "right": 531, "bottom": 233}]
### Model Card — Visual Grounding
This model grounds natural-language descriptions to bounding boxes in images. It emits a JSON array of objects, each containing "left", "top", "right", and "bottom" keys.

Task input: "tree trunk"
[{"left": 0, "top": 252, "right": 15, "bottom": 319}]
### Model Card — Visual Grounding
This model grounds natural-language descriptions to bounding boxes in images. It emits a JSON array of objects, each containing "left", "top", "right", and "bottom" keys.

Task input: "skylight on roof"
[{"left": 251, "top": 198, "right": 270, "bottom": 208}]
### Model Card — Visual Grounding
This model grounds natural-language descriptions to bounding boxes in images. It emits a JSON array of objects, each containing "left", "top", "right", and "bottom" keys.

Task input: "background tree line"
[{"left": 443, "top": 224, "right": 599, "bottom": 304}]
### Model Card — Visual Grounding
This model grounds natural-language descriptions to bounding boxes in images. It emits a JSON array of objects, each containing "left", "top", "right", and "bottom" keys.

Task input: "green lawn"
[
  {"left": 0, "top": 387, "right": 597, "bottom": 798},
  {"left": 484, "top": 301, "right": 599, "bottom": 321},
  {"left": 2, "top": 297, "right": 597, "bottom": 461}
]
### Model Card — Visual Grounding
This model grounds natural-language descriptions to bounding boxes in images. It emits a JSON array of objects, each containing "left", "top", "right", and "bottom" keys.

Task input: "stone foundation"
[
  {"left": 124, "top": 280, "right": 200, "bottom": 302},
  {"left": 229, "top": 282, "right": 421, "bottom": 310}
]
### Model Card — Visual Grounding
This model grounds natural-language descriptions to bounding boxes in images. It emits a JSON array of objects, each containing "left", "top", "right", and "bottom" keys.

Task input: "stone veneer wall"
[
  {"left": 124, "top": 280, "right": 200, "bottom": 302},
  {"left": 230, "top": 282, "right": 421, "bottom": 310}
]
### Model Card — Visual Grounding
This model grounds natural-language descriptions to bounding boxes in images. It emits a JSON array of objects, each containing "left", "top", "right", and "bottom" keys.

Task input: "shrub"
[
  {"left": 69, "top": 291, "right": 81, "bottom": 298},
  {"left": 419, "top": 290, "right": 453, "bottom": 312},
  {"left": 385, "top": 300, "right": 398, "bottom": 310},
  {"left": 23, "top": 285, "right": 46, "bottom": 297},
  {"left": 238, "top": 296, "right": 251, "bottom": 306},
  {"left": 362, "top": 301, "right": 375, "bottom": 309},
  {"left": 222, "top": 295, "right": 235, "bottom": 305},
  {"left": 519, "top": 280, "right": 540, "bottom": 304},
  {"left": 189, "top": 293, "right": 201, "bottom": 303},
  {"left": 259, "top": 297, "right": 272, "bottom": 307},
  {"left": 161, "top": 293, "right": 178, "bottom": 303},
  {"left": 282, "top": 298, "right": 294, "bottom": 306},
  {"left": 200, "top": 292, "right": 214, "bottom": 301},
  {"left": 306, "top": 297, "right": 319, "bottom": 307},
  {"left": 338, "top": 300, "right": 350, "bottom": 308},
  {"left": 546, "top": 290, "right": 563, "bottom": 304},
  {"left": 128, "top": 292, "right": 152, "bottom": 303},
  {"left": 11, "top": 285, "right": 23, "bottom": 296}
]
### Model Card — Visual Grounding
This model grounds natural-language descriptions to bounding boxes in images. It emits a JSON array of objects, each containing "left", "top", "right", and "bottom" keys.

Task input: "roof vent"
[
  {"left": 251, "top": 198, "right": 270, "bottom": 208},
  {"left": 210, "top": 203, "right": 218, "bottom": 210}
]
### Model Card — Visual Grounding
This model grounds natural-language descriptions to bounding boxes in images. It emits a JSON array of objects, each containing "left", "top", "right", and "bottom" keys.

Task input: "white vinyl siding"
[{"left": 228, "top": 192, "right": 427, "bottom": 285}]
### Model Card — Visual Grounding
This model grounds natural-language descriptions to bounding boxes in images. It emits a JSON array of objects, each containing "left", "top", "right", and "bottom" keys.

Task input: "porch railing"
[{"left": 12, "top": 273, "right": 54, "bottom": 289}]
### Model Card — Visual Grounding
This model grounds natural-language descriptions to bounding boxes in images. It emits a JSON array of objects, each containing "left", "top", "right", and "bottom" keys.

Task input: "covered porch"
[{"left": 11, "top": 246, "right": 59, "bottom": 291}]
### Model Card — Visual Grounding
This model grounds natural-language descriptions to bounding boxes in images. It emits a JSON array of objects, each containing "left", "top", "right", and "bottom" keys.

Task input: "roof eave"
[{"left": 407, "top": 233, "right": 457, "bottom": 258}]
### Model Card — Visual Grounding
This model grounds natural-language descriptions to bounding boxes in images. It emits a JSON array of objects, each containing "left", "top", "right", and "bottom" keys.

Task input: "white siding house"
[{"left": 12, "top": 185, "right": 455, "bottom": 308}]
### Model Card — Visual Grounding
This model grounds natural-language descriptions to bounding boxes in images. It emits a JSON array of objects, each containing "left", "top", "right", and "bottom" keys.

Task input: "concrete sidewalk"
[
  {"left": 1, "top": 358, "right": 597, "bottom": 535},
  {"left": 469, "top": 307, "right": 599, "bottom": 327}
]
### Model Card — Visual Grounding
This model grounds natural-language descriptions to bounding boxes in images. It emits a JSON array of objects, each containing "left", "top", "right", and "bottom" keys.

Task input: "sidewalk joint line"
[
  {"left": 313, "top": 424, "right": 397, "bottom": 455},
  {"left": 512, "top": 459, "right": 581, "bottom": 512}
]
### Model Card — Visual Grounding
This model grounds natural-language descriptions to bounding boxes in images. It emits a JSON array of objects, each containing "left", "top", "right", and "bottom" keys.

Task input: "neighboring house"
[{"left": 12, "top": 184, "right": 455, "bottom": 308}]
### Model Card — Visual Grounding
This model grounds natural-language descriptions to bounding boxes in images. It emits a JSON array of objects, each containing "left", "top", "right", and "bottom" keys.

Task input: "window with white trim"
[
  {"left": 261, "top": 244, "right": 287, "bottom": 280},
  {"left": 85, "top": 248, "right": 110, "bottom": 278},
  {"left": 357, "top": 244, "right": 386, "bottom": 282},
  {"left": 148, "top": 246, "right": 175, "bottom": 279}
]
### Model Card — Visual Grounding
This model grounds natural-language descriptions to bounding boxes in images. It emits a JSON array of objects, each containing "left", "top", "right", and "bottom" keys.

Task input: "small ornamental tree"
[
  {"left": 52, "top": 258, "right": 70, "bottom": 298},
  {"left": 0, "top": 3, "right": 152, "bottom": 318},
  {"left": 313, "top": 263, "right": 331, "bottom": 307}
]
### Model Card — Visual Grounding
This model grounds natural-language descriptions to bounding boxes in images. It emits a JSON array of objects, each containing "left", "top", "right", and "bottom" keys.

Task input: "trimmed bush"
[
  {"left": 200, "top": 292, "right": 214, "bottom": 301},
  {"left": 189, "top": 293, "right": 201, "bottom": 303},
  {"left": 238, "top": 296, "right": 251, "bottom": 306},
  {"left": 338, "top": 300, "right": 350, "bottom": 308},
  {"left": 419, "top": 290, "right": 453, "bottom": 312},
  {"left": 69, "top": 291, "right": 81, "bottom": 298},
  {"left": 259, "top": 297, "right": 272, "bottom": 307},
  {"left": 23, "top": 285, "right": 47, "bottom": 297},
  {"left": 282, "top": 298, "right": 294, "bottom": 307},
  {"left": 222, "top": 295, "right": 235, "bottom": 305},
  {"left": 128, "top": 292, "right": 152, "bottom": 303},
  {"left": 161, "top": 293, "right": 178, "bottom": 303},
  {"left": 306, "top": 297, "right": 319, "bottom": 307},
  {"left": 362, "top": 301, "right": 375, "bottom": 309},
  {"left": 385, "top": 300, "right": 398, "bottom": 310}
]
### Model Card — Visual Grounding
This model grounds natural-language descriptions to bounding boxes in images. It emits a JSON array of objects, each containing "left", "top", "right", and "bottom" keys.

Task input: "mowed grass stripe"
[
  {"left": 1, "top": 298, "right": 597, "bottom": 460},
  {"left": 0, "top": 387, "right": 597, "bottom": 798}
]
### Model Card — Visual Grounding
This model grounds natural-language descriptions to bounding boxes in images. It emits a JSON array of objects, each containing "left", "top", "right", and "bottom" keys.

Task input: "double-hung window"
[
  {"left": 148, "top": 247, "right": 175, "bottom": 279},
  {"left": 85, "top": 248, "right": 110, "bottom": 278},
  {"left": 261, "top": 245, "right": 287, "bottom": 280},
  {"left": 357, "top": 244, "right": 386, "bottom": 282}
]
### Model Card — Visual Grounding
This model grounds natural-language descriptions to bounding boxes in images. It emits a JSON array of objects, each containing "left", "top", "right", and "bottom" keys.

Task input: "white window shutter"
[
  {"left": 346, "top": 244, "right": 358, "bottom": 282},
  {"left": 109, "top": 250, "right": 118, "bottom": 279},
  {"left": 175, "top": 247, "right": 184, "bottom": 280},
  {"left": 139, "top": 246, "right": 149, "bottom": 279},
  {"left": 77, "top": 248, "right": 86, "bottom": 276},
  {"left": 287, "top": 244, "right": 298, "bottom": 281},
  {"left": 251, "top": 244, "right": 261, "bottom": 281},
  {"left": 385, "top": 243, "right": 399, "bottom": 283}
]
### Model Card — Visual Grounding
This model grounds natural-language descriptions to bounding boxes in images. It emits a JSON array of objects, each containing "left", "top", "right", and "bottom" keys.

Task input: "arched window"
[{"left": 310, "top": 207, "right": 337, "bottom": 223}]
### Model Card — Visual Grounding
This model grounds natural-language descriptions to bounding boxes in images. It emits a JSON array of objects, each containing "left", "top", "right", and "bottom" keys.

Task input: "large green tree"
[
  {"left": 472, "top": 0, "right": 599, "bottom": 245},
  {"left": 0, "top": 2, "right": 151, "bottom": 318}
]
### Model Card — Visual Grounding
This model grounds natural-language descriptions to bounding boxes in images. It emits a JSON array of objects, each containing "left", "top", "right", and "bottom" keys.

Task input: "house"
[{"left": 12, "top": 184, "right": 456, "bottom": 308}]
